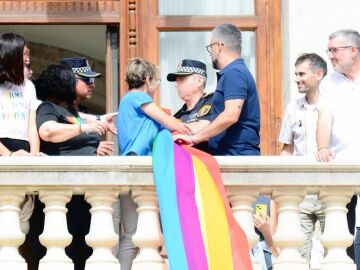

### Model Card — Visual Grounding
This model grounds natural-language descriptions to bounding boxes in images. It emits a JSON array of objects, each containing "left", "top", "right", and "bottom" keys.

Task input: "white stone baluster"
[
  {"left": 131, "top": 187, "right": 166, "bottom": 270},
  {"left": 272, "top": 189, "right": 308, "bottom": 270},
  {"left": 319, "top": 189, "right": 355, "bottom": 270},
  {"left": 227, "top": 187, "right": 261, "bottom": 270},
  {"left": 0, "top": 189, "right": 26, "bottom": 270},
  {"left": 85, "top": 190, "right": 119, "bottom": 270},
  {"left": 38, "top": 189, "right": 73, "bottom": 270}
]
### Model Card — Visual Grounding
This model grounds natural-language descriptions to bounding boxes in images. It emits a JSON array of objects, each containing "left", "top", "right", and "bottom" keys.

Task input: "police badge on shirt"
[{"left": 174, "top": 93, "right": 213, "bottom": 123}]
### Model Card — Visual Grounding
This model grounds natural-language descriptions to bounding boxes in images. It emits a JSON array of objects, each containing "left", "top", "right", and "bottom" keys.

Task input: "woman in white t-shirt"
[{"left": 0, "top": 33, "right": 39, "bottom": 156}]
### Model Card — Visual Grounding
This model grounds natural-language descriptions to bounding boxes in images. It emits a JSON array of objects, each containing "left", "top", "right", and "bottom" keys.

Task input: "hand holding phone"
[{"left": 255, "top": 203, "right": 268, "bottom": 218}]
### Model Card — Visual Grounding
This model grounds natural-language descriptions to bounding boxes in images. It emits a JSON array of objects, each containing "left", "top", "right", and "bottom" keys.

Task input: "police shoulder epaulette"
[{"left": 203, "top": 92, "right": 214, "bottom": 98}]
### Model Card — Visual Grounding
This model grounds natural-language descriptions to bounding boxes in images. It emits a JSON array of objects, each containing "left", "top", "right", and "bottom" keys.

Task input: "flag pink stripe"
[{"left": 174, "top": 144, "right": 208, "bottom": 270}]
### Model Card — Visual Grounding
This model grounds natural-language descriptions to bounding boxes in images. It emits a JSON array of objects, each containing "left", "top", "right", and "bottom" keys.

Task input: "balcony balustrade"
[{"left": 0, "top": 156, "right": 358, "bottom": 270}]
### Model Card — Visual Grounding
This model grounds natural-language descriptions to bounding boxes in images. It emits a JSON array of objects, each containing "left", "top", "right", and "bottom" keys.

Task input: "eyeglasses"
[
  {"left": 206, "top": 42, "right": 224, "bottom": 53},
  {"left": 77, "top": 77, "right": 95, "bottom": 85},
  {"left": 155, "top": 79, "right": 161, "bottom": 86},
  {"left": 326, "top": 45, "right": 354, "bottom": 55}
]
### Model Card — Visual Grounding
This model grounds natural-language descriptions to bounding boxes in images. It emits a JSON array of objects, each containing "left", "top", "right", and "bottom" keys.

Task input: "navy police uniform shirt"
[
  {"left": 174, "top": 93, "right": 213, "bottom": 123},
  {"left": 209, "top": 58, "right": 260, "bottom": 156},
  {"left": 174, "top": 93, "right": 213, "bottom": 153}
]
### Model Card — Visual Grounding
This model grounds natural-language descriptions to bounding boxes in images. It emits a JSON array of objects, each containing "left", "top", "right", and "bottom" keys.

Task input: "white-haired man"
[
  {"left": 167, "top": 59, "right": 213, "bottom": 152},
  {"left": 316, "top": 29, "right": 360, "bottom": 265}
]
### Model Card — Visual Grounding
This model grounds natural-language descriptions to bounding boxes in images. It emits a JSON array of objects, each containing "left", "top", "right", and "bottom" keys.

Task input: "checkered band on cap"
[
  {"left": 72, "top": 66, "right": 91, "bottom": 73},
  {"left": 177, "top": 66, "right": 207, "bottom": 77}
]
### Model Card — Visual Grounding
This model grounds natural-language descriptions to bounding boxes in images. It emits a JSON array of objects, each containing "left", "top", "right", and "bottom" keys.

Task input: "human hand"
[
  {"left": 183, "top": 123, "right": 198, "bottom": 135},
  {"left": 11, "top": 149, "right": 31, "bottom": 156},
  {"left": 253, "top": 212, "right": 280, "bottom": 257},
  {"left": 96, "top": 141, "right": 114, "bottom": 156},
  {"left": 101, "top": 112, "right": 118, "bottom": 135},
  {"left": 172, "top": 133, "right": 193, "bottom": 145},
  {"left": 81, "top": 121, "right": 106, "bottom": 136},
  {"left": 315, "top": 147, "right": 335, "bottom": 162},
  {"left": 253, "top": 213, "right": 271, "bottom": 235},
  {"left": 175, "top": 122, "right": 192, "bottom": 135},
  {"left": 30, "top": 152, "right": 47, "bottom": 156}
]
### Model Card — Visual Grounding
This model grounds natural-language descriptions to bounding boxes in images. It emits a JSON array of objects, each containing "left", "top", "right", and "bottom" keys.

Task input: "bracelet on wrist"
[
  {"left": 80, "top": 124, "right": 90, "bottom": 134},
  {"left": 318, "top": 147, "right": 328, "bottom": 151}
]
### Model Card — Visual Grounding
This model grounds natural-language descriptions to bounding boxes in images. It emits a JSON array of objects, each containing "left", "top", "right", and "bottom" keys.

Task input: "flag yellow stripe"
[
  {"left": 193, "top": 156, "right": 234, "bottom": 270},
  {"left": 194, "top": 167, "right": 210, "bottom": 266}
]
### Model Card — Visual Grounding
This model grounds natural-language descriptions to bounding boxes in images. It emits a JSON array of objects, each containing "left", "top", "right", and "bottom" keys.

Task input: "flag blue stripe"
[{"left": 152, "top": 130, "right": 189, "bottom": 270}]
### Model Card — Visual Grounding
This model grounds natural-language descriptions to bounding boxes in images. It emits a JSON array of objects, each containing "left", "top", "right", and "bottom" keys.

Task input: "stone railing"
[{"left": 0, "top": 156, "right": 358, "bottom": 270}]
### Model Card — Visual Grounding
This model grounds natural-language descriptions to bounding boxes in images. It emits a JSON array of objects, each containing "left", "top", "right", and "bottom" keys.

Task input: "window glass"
[{"left": 159, "top": 0, "right": 255, "bottom": 16}]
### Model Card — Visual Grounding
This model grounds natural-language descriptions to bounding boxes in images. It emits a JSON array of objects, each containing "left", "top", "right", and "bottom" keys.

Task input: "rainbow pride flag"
[{"left": 152, "top": 130, "right": 252, "bottom": 270}]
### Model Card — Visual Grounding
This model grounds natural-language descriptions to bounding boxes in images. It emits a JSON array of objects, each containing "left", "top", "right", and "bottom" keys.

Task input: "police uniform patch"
[{"left": 197, "top": 104, "right": 212, "bottom": 117}]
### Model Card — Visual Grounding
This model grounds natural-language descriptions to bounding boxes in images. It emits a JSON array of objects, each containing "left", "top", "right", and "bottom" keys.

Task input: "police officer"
[{"left": 167, "top": 59, "right": 213, "bottom": 152}]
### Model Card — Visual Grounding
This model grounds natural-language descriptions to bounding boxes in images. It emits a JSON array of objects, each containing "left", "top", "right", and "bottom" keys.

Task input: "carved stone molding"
[
  {"left": 0, "top": 1, "right": 121, "bottom": 22},
  {"left": 0, "top": 1, "right": 119, "bottom": 14}
]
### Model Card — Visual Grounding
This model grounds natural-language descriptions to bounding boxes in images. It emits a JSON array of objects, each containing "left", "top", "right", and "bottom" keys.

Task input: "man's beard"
[{"left": 212, "top": 57, "right": 219, "bottom": 70}]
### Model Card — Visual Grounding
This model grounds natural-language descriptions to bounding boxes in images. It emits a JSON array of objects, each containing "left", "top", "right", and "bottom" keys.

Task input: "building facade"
[{"left": 0, "top": 0, "right": 280, "bottom": 154}]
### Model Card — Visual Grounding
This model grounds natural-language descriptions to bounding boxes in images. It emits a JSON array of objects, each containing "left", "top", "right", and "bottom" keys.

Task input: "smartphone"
[{"left": 255, "top": 203, "right": 268, "bottom": 217}]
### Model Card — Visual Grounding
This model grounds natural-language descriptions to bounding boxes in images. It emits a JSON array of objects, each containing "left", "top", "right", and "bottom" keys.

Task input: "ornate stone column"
[
  {"left": 131, "top": 187, "right": 166, "bottom": 270},
  {"left": 319, "top": 189, "right": 356, "bottom": 270},
  {"left": 0, "top": 189, "right": 26, "bottom": 270},
  {"left": 38, "top": 189, "right": 73, "bottom": 270},
  {"left": 85, "top": 190, "right": 119, "bottom": 270},
  {"left": 227, "top": 187, "right": 261, "bottom": 270},
  {"left": 272, "top": 189, "right": 308, "bottom": 270}
]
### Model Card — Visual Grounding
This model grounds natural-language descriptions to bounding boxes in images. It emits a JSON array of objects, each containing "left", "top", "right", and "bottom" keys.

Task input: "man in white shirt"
[
  {"left": 279, "top": 53, "right": 327, "bottom": 262},
  {"left": 316, "top": 29, "right": 360, "bottom": 265}
]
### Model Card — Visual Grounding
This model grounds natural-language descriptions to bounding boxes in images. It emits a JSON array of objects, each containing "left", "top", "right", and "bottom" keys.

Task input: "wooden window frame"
[{"left": 130, "top": 0, "right": 282, "bottom": 155}]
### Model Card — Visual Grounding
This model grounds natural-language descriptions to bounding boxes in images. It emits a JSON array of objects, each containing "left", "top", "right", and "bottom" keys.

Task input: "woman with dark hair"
[
  {"left": 34, "top": 64, "right": 107, "bottom": 270},
  {"left": 0, "top": 32, "right": 42, "bottom": 270},
  {"left": 0, "top": 32, "right": 39, "bottom": 156},
  {"left": 36, "top": 64, "right": 106, "bottom": 155}
]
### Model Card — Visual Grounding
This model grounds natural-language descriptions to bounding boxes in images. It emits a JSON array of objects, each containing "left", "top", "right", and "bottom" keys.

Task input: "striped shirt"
[{"left": 278, "top": 96, "right": 318, "bottom": 156}]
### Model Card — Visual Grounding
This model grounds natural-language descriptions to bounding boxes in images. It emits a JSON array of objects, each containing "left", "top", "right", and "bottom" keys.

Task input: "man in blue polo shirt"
[{"left": 174, "top": 24, "right": 260, "bottom": 155}]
